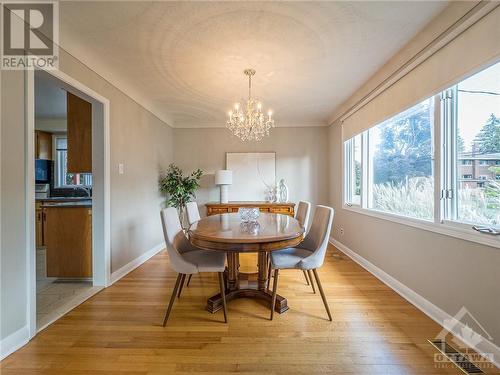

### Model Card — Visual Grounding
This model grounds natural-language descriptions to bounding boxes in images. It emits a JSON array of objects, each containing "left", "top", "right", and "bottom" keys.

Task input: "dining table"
[{"left": 188, "top": 212, "right": 305, "bottom": 314}]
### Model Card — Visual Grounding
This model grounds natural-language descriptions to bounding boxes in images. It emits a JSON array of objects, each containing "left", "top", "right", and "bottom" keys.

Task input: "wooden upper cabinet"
[
  {"left": 35, "top": 130, "right": 53, "bottom": 159},
  {"left": 67, "top": 92, "right": 92, "bottom": 173}
]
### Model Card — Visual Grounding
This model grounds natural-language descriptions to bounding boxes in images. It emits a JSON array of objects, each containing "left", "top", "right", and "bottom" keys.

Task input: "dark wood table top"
[{"left": 188, "top": 213, "right": 304, "bottom": 252}]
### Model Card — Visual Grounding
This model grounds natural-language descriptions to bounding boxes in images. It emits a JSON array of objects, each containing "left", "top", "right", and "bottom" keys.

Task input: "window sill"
[{"left": 342, "top": 204, "right": 500, "bottom": 249}]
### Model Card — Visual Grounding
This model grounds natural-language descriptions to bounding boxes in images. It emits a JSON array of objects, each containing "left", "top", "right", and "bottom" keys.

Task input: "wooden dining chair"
[
  {"left": 269, "top": 205, "right": 334, "bottom": 321},
  {"left": 185, "top": 201, "right": 201, "bottom": 286},
  {"left": 160, "top": 207, "right": 228, "bottom": 325}
]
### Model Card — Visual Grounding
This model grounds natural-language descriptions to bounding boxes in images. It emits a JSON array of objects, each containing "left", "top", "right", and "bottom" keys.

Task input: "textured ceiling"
[
  {"left": 59, "top": 1, "right": 447, "bottom": 128},
  {"left": 35, "top": 72, "right": 66, "bottom": 119}
]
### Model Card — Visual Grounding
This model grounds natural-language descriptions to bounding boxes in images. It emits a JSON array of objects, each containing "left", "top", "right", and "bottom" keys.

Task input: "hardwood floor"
[{"left": 2, "top": 245, "right": 498, "bottom": 374}]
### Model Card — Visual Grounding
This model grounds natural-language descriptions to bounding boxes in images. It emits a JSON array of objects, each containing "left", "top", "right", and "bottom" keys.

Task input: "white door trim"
[{"left": 25, "top": 68, "right": 111, "bottom": 339}]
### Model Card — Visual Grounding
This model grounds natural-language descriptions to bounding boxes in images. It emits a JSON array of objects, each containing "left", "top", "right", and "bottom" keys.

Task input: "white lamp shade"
[{"left": 215, "top": 170, "right": 233, "bottom": 185}]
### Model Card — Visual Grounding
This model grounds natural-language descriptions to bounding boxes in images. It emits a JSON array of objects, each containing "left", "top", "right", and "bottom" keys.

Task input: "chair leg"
[
  {"left": 177, "top": 274, "right": 186, "bottom": 298},
  {"left": 270, "top": 269, "right": 279, "bottom": 320},
  {"left": 266, "top": 258, "right": 272, "bottom": 290},
  {"left": 313, "top": 269, "right": 332, "bottom": 321},
  {"left": 307, "top": 270, "right": 316, "bottom": 293},
  {"left": 186, "top": 274, "right": 192, "bottom": 287},
  {"left": 302, "top": 270, "right": 310, "bottom": 285},
  {"left": 162, "top": 273, "right": 183, "bottom": 326},
  {"left": 218, "top": 272, "right": 228, "bottom": 323}
]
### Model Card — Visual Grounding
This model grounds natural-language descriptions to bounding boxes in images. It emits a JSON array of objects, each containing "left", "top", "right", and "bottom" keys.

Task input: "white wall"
[
  {"left": 0, "top": 48, "right": 174, "bottom": 344},
  {"left": 1, "top": 70, "right": 28, "bottom": 341},
  {"left": 173, "top": 127, "right": 329, "bottom": 218},
  {"left": 328, "top": 123, "right": 500, "bottom": 343},
  {"left": 327, "top": 2, "right": 500, "bottom": 346},
  {"left": 58, "top": 49, "right": 174, "bottom": 272}
]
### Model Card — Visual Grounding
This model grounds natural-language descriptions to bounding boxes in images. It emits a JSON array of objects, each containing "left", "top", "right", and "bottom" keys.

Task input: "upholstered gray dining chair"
[
  {"left": 186, "top": 201, "right": 201, "bottom": 226},
  {"left": 267, "top": 201, "right": 313, "bottom": 290},
  {"left": 295, "top": 201, "right": 312, "bottom": 288},
  {"left": 160, "top": 207, "right": 228, "bottom": 325},
  {"left": 269, "top": 205, "right": 334, "bottom": 321},
  {"left": 185, "top": 201, "right": 201, "bottom": 287}
]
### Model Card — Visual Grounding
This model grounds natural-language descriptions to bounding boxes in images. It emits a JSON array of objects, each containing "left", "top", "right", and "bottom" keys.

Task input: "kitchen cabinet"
[
  {"left": 35, "top": 130, "right": 52, "bottom": 160},
  {"left": 36, "top": 206, "right": 44, "bottom": 247},
  {"left": 67, "top": 92, "right": 92, "bottom": 173},
  {"left": 45, "top": 206, "right": 92, "bottom": 278}
]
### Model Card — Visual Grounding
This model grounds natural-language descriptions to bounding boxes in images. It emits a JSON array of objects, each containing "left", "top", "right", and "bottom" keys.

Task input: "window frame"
[
  {"left": 347, "top": 97, "right": 437, "bottom": 222},
  {"left": 341, "top": 75, "right": 499, "bottom": 248},
  {"left": 54, "top": 134, "right": 92, "bottom": 189},
  {"left": 343, "top": 133, "right": 363, "bottom": 207}
]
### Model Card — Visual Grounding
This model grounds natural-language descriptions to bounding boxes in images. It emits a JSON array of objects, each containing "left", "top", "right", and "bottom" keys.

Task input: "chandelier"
[{"left": 227, "top": 69, "right": 275, "bottom": 141}]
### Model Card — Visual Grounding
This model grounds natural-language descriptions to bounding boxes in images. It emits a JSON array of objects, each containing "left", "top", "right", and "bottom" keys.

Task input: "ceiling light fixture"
[{"left": 227, "top": 69, "right": 275, "bottom": 141}]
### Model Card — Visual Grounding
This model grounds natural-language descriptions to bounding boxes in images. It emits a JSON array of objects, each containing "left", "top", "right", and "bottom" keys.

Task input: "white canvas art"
[{"left": 226, "top": 152, "right": 276, "bottom": 201}]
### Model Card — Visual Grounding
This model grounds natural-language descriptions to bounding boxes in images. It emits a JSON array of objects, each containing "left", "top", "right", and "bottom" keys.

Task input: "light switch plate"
[{"left": 118, "top": 163, "right": 124, "bottom": 175}]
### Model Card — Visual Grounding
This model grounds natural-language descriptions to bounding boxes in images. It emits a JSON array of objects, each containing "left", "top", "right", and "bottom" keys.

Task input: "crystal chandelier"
[{"left": 227, "top": 69, "right": 275, "bottom": 141}]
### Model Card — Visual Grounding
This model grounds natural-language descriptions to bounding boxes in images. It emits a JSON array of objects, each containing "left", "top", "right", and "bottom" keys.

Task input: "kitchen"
[{"left": 34, "top": 72, "right": 99, "bottom": 330}]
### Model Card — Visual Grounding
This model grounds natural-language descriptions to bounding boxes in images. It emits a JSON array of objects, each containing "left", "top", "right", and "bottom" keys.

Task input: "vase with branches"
[{"left": 159, "top": 164, "right": 203, "bottom": 226}]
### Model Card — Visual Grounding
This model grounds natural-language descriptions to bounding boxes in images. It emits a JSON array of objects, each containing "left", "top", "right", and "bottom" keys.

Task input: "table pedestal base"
[
  {"left": 206, "top": 252, "right": 289, "bottom": 314},
  {"left": 206, "top": 287, "right": 289, "bottom": 314}
]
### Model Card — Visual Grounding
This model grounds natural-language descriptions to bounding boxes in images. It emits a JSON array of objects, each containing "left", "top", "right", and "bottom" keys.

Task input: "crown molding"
[{"left": 172, "top": 120, "right": 328, "bottom": 129}]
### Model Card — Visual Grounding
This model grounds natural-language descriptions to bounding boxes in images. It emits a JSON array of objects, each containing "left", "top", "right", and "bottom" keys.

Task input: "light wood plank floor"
[{"left": 2, "top": 245, "right": 498, "bottom": 374}]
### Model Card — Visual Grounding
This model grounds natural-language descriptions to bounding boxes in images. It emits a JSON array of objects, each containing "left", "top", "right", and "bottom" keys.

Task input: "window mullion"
[
  {"left": 343, "top": 139, "right": 352, "bottom": 205},
  {"left": 361, "top": 132, "right": 369, "bottom": 209},
  {"left": 434, "top": 94, "right": 441, "bottom": 224}
]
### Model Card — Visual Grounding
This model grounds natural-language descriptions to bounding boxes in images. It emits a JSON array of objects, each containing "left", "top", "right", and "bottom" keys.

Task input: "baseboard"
[
  {"left": 110, "top": 241, "right": 165, "bottom": 285},
  {"left": 0, "top": 325, "right": 29, "bottom": 361},
  {"left": 330, "top": 237, "right": 500, "bottom": 369}
]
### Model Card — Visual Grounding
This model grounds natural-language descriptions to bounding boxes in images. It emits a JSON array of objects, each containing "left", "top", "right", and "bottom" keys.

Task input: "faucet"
[{"left": 74, "top": 186, "right": 91, "bottom": 198}]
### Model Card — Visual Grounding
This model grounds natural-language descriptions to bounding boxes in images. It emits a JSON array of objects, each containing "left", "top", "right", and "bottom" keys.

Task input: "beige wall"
[
  {"left": 1, "top": 70, "right": 28, "bottom": 340},
  {"left": 327, "top": 2, "right": 500, "bottom": 344},
  {"left": 329, "top": 95, "right": 500, "bottom": 344},
  {"left": 173, "top": 127, "right": 329, "bottom": 219},
  {"left": 58, "top": 49, "right": 174, "bottom": 272},
  {"left": 0, "top": 50, "right": 174, "bottom": 341}
]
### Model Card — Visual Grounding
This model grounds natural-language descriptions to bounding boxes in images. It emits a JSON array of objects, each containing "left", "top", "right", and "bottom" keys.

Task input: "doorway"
[{"left": 26, "top": 69, "right": 110, "bottom": 336}]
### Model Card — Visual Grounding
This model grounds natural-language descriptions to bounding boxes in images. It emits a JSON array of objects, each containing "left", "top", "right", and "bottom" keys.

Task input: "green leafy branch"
[{"left": 159, "top": 164, "right": 203, "bottom": 211}]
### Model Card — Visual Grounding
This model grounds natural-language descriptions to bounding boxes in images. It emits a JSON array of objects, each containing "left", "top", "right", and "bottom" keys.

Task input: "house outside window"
[{"left": 55, "top": 136, "right": 93, "bottom": 188}]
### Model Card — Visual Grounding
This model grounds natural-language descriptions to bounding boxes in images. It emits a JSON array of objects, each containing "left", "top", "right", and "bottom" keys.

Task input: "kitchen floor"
[{"left": 36, "top": 248, "right": 101, "bottom": 331}]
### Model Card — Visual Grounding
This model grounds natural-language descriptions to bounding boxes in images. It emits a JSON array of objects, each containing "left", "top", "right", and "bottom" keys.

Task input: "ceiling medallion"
[{"left": 227, "top": 69, "right": 275, "bottom": 141}]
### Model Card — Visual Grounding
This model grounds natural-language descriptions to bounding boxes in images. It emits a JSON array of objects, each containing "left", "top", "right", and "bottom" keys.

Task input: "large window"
[
  {"left": 368, "top": 98, "right": 434, "bottom": 220},
  {"left": 343, "top": 61, "right": 500, "bottom": 236},
  {"left": 344, "top": 133, "right": 362, "bottom": 205},
  {"left": 444, "top": 62, "right": 500, "bottom": 227},
  {"left": 55, "top": 136, "right": 92, "bottom": 188}
]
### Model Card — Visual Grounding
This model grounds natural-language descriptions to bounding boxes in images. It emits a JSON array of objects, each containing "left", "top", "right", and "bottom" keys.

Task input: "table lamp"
[{"left": 215, "top": 170, "right": 232, "bottom": 203}]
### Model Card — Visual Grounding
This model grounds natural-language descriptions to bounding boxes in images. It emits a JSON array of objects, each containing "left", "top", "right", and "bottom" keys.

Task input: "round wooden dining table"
[{"left": 188, "top": 212, "right": 305, "bottom": 314}]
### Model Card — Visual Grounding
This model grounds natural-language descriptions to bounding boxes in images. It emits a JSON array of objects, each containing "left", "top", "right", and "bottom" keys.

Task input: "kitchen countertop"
[
  {"left": 40, "top": 200, "right": 92, "bottom": 208},
  {"left": 36, "top": 197, "right": 91, "bottom": 202}
]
